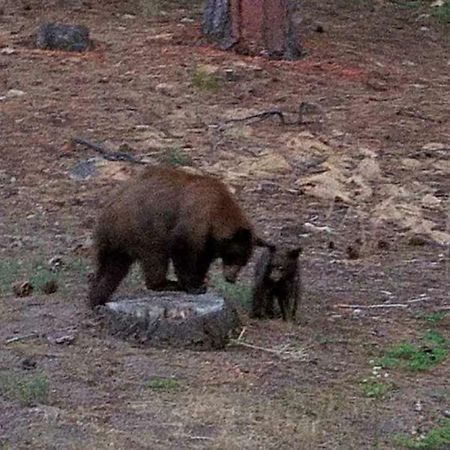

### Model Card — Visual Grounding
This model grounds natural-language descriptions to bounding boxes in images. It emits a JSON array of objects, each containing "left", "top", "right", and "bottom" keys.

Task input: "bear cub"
[{"left": 251, "top": 245, "right": 302, "bottom": 321}]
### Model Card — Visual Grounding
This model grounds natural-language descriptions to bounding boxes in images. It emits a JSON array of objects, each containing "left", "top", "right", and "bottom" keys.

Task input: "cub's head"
[
  {"left": 220, "top": 228, "right": 271, "bottom": 283},
  {"left": 267, "top": 246, "right": 302, "bottom": 282}
]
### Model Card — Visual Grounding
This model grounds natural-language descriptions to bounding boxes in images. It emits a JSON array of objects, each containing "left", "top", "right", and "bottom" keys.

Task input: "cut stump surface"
[{"left": 102, "top": 292, "right": 240, "bottom": 350}]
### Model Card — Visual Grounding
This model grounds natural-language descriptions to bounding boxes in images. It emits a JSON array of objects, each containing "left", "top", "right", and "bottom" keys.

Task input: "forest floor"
[{"left": 0, "top": 0, "right": 449, "bottom": 449}]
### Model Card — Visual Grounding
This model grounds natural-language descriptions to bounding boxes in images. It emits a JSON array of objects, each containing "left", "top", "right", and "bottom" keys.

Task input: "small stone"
[
  {"left": 21, "top": 357, "right": 37, "bottom": 371},
  {"left": 442, "top": 410, "right": 450, "bottom": 418},
  {"left": 414, "top": 400, "right": 423, "bottom": 412},
  {"left": 0, "top": 47, "right": 16, "bottom": 55},
  {"left": 377, "top": 239, "right": 389, "bottom": 250},
  {"left": 41, "top": 279, "right": 58, "bottom": 295},
  {"left": 48, "top": 256, "right": 64, "bottom": 272},
  {"left": 155, "top": 83, "right": 177, "bottom": 97},
  {"left": 47, "top": 333, "right": 76, "bottom": 345},
  {"left": 12, "top": 281, "right": 33, "bottom": 297},
  {"left": 7, "top": 89, "right": 26, "bottom": 98},
  {"left": 408, "top": 235, "right": 429, "bottom": 247},
  {"left": 346, "top": 246, "right": 360, "bottom": 260}
]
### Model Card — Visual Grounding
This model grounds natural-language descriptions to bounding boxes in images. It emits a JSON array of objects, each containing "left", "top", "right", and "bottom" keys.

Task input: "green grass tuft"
[
  {"left": 0, "top": 373, "right": 50, "bottom": 406},
  {"left": 378, "top": 331, "right": 448, "bottom": 372},
  {"left": 210, "top": 275, "right": 252, "bottom": 309},
  {"left": 394, "top": 419, "right": 450, "bottom": 449},
  {"left": 361, "top": 379, "right": 390, "bottom": 398},
  {"left": 433, "top": 1, "right": 450, "bottom": 24},
  {"left": 145, "top": 377, "right": 181, "bottom": 391},
  {"left": 192, "top": 67, "right": 220, "bottom": 92},
  {"left": 163, "top": 148, "right": 193, "bottom": 167}
]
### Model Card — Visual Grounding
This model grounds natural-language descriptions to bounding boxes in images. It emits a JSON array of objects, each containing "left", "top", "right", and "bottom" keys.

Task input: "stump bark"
[
  {"left": 102, "top": 292, "right": 240, "bottom": 350},
  {"left": 202, "top": 0, "right": 303, "bottom": 60}
]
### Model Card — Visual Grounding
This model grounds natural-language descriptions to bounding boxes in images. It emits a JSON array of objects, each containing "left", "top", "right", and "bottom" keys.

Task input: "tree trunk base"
[
  {"left": 101, "top": 292, "right": 241, "bottom": 350},
  {"left": 202, "top": 0, "right": 303, "bottom": 60}
]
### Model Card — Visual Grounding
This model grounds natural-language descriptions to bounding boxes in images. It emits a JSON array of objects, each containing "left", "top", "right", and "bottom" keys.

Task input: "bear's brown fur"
[
  {"left": 251, "top": 245, "right": 302, "bottom": 321},
  {"left": 88, "top": 166, "right": 267, "bottom": 308}
]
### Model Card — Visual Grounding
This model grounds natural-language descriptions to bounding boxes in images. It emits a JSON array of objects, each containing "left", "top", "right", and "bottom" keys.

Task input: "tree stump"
[
  {"left": 35, "top": 23, "right": 93, "bottom": 52},
  {"left": 101, "top": 292, "right": 241, "bottom": 350},
  {"left": 202, "top": 0, "right": 303, "bottom": 60}
]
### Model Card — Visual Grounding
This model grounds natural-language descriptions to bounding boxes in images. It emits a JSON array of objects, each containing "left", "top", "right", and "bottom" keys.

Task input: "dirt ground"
[{"left": 1, "top": 0, "right": 449, "bottom": 449}]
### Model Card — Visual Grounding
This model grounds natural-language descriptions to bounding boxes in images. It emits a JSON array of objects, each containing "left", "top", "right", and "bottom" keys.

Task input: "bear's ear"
[
  {"left": 254, "top": 236, "right": 275, "bottom": 249},
  {"left": 288, "top": 247, "right": 302, "bottom": 259}
]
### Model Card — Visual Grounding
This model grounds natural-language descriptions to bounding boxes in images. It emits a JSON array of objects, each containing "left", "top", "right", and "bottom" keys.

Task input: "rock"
[
  {"left": 48, "top": 256, "right": 64, "bottom": 272},
  {"left": 346, "top": 245, "right": 360, "bottom": 260},
  {"left": 6, "top": 89, "right": 26, "bottom": 98},
  {"left": 155, "top": 83, "right": 178, "bottom": 97},
  {"left": 35, "top": 22, "right": 93, "bottom": 52},
  {"left": 0, "top": 47, "right": 16, "bottom": 55},
  {"left": 21, "top": 357, "right": 37, "bottom": 371},
  {"left": 41, "top": 279, "right": 58, "bottom": 295},
  {"left": 47, "top": 332, "right": 76, "bottom": 345},
  {"left": 102, "top": 292, "right": 240, "bottom": 350},
  {"left": 12, "top": 281, "right": 33, "bottom": 297}
]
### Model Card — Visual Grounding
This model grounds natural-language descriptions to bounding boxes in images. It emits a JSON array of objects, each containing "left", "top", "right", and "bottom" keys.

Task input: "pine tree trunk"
[{"left": 202, "top": 0, "right": 303, "bottom": 60}]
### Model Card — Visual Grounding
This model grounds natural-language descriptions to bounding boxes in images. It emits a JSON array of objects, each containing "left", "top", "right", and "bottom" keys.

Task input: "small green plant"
[
  {"left": 210, "top": 275, "right": 252, "bottom": 309},
  {"left": 192, "top": 67, "right": 220, "bottom": 92},
  {"left": 433, "top": 1, "right": 450, "bottom": 24},
  {"left": 164, "top": 148, "right": 193, "bottom": 167},
  {"left": 0, "top": 373, "right": 50, "bottom": 406},
  {"left": 378, "top": 332, "right": 448, "bottom": 372},
  {"left": 29, "top": 264, "right": 59, "bottom": 294},
  {"left": 361, "top": 379, "right": 390, "bottom": 398},
  {"left": 394, "top": 419, "right": 450, "bottom": 449},
  {"left": 0, "top": 260, "right": 22, "bottom": 295},
  {"left": 416, "top": 311, "right": 448, "bottom": 326},
  {"left": 145, "top": 377, "right": 181, "bottom": 391}
]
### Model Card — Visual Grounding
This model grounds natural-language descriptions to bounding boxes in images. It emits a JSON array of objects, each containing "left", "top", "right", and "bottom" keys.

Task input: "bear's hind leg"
[{"left": 88, "top": 249, "right": 132, "bottom": 309}]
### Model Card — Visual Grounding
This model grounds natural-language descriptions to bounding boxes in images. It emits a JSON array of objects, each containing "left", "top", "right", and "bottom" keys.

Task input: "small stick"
[
  {"left": 229, "top": 340, "right": 308, "bottom": 361},
  {"left": 5, "top": 332, "right": 39, "bottom": 344},
  {"left": 72, "top": 138, "right": 147, "bottom": 164}
]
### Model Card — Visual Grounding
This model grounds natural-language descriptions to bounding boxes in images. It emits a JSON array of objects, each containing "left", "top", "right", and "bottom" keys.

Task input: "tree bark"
[{"left": 202, "top": 0, "right": 303, "bottom": 60}]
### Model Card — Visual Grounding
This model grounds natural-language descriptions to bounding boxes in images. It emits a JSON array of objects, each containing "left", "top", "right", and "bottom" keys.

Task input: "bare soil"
[{"left": 0, "top": 1, "right": 449, "bottom": 449}]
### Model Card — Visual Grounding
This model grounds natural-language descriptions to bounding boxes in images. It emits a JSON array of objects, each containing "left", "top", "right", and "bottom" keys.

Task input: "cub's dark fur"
[
  {"left": 251, "top": 246, "right": 302, "bottom": 321},
  {"left": 88, "top": 166, "right": 268, "bottom": 308}
]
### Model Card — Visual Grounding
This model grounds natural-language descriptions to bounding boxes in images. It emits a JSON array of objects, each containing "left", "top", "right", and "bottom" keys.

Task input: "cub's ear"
[
  {"left": 254, "top": 236, "right": 275, "bottom": 250},
  {"left": 288, "top": 247, "right": 302, "bottom": 259}
]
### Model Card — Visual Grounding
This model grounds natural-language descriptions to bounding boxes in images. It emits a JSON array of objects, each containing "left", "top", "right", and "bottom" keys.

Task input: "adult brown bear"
[{"left": 88, "top": 166, "right": 268, "bottom": 308}]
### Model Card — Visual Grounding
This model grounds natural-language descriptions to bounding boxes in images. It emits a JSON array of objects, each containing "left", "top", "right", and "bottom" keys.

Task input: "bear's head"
[
  {"left": 220, "top": 228, "right": 272, "bottom": 283},
  {"left": 266, "top": 246, "right": 302, "bottom": 282}
]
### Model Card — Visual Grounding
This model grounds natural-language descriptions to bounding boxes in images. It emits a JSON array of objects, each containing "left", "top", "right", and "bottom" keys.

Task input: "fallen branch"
[
  {"left": 336, "top": 297, "right": 430, "bottom": 310},
  {"left": 224, "top": 108, "right": 288, "bottom": 125},
  {"left": 336, "top": 303, "right": 408, "bottom": 309},
  {"left": 72, "top": 138, "right": 147, "bottom": 164}
]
